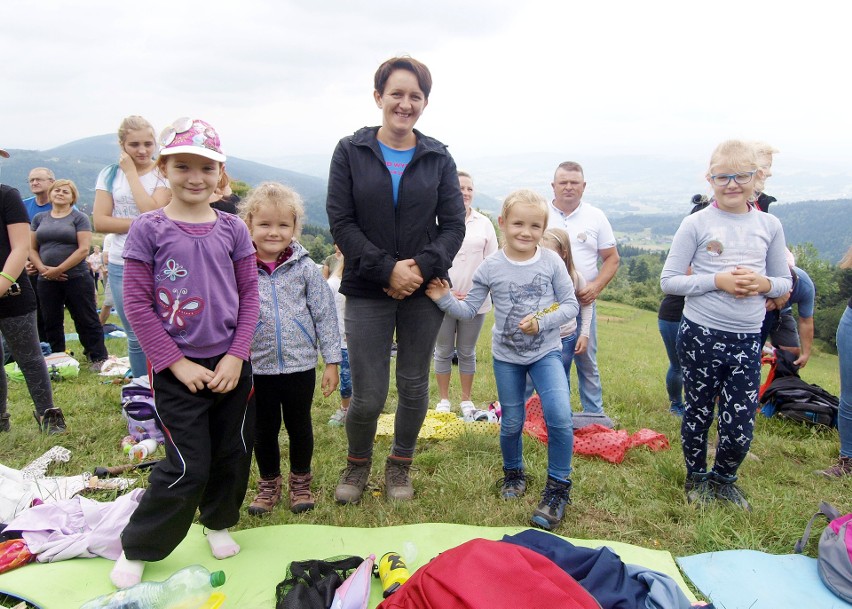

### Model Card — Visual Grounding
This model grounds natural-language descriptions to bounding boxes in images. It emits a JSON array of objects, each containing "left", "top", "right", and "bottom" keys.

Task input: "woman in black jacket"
[{"left": 326, "top": 56, "right": 465, "bottom": 504}]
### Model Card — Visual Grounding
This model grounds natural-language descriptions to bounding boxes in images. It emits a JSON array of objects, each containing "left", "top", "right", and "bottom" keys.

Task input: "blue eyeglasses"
[{"left": 709, "top": 171, "right": 756, "bottom": 187}]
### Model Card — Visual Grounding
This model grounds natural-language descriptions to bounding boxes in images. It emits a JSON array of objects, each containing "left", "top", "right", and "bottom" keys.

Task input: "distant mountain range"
[
  {"left": 260, "top": 150, "right": 852, "bottom": 217},
  {"left": 1, "top": 135, "right": 329, "bottom": 225},
  {"left": 3, "top": 136, "right": 848, "bottom": 261},
  {"left": 609, "top": 199, "right": 852, "bottom": 263}
]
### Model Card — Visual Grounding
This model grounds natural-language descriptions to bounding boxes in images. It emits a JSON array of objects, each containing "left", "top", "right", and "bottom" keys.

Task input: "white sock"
[
  {"left": 110, "top": 552, "right": 145, "bottom": 588},
  {"left": 206, "top": 528, "right": 240, "bottom": 559}
]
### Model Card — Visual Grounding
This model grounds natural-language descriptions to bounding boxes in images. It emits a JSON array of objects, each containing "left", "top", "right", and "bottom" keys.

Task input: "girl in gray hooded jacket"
[{"left": 240, "top": 182, "right": 341, "bottom": 516}]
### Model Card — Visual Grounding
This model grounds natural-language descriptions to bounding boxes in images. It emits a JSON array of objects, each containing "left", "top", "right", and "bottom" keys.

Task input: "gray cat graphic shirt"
[{"left": 436, "top": 247, "right": 579, "bottom": 365}]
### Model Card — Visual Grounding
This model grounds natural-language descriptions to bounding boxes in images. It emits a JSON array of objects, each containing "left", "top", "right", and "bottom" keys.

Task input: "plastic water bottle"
[
  {"left": 129, "top": 438, "right": 158, "bottom": 461},
  {"left": 80, "top": 564, "right": 225, "bottom": 609},
  {"left": 377, "top": 552, "right": 410, "bottom": 597}
]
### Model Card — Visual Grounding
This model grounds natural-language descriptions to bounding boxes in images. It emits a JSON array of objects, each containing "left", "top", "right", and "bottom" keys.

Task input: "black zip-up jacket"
[{"left": 326, "top": 126, "right": 466, "bottom": 299}]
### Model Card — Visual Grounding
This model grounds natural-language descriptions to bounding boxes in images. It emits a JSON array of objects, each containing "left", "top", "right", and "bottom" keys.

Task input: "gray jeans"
[
  {"left": 0, "top": 311, "right": 55, "bottom": 417},
  {"left": 344, "top": 295, "right": 444, "bottom": 459},
  {"left": 433, "top": 312, "right": 486, "bottom": 375}
]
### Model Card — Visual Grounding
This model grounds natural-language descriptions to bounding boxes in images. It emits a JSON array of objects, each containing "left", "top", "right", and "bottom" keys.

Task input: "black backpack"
[
  {"left": 760, "top": 375, "right": 839, "bottom": 427},
  {"left": 276, "top": 555, "right": 364, "bottom": 609}
]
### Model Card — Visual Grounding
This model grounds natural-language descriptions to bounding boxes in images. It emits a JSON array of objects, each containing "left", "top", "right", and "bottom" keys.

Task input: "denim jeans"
[
  {"left": 657, "top": 318, "right": 684, "bottom": 410},
  {"left": 523, "top": 332, "right": 577, "bottom": 400},
  {"left": 493, "top": 350, "right": 574, "bottom": 481},
  {"left": 108, "top": 261, "right": 147, "bottom": 377},
  {"left": 338, "top": 348, "right": 352, "bottom": 399},
  {"left": 574, "top": 304, "right": 604, "bottom": 413},
  {"left": 560, "top": 332, "right": 579, "bottom": 390},
  {"left": 344, "top": 296, "right": 444, "bottom": 460},
  {"left": 838, "top": 306, "right": 852, "bottom": 458}
]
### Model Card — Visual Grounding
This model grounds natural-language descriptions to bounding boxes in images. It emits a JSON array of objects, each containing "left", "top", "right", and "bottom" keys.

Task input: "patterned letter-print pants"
[{"left": 676, "top": 316, "right": 761, "bottom": 478}]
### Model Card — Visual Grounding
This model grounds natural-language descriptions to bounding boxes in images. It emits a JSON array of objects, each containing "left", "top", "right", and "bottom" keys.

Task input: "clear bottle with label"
[{"left": 80, "top": 564, "right": 225, "bottom": 609}]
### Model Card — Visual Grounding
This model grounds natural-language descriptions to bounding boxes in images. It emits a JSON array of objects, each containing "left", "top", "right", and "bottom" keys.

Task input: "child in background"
[
  {"left": 661, "top": 140, "right": 792, "bottom": 511},
  {"left": 92, "top": 115, "right": 171, "bottom": 379},
  {"left": 111, "top": 118, "right": 259, "bottom": 588},
  {"left": 241, "top": 182, "right": 340, "bottom": 515},
  {"left": 426, "top": 189, "right": 579, "bottom": 530},
  {"left": 540, "top": 228, "right": 592, "bottom": 388},
  {"left": 327, "top": 257, "right": 352, "bottom": 426}
]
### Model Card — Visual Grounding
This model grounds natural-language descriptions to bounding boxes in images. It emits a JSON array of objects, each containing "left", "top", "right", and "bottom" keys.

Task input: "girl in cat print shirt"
[{"left": 426, "top": 189, "right": 579, "bottom": 532}]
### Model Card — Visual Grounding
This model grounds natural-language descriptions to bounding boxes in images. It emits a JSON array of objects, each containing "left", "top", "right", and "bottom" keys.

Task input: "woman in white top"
[
  {"left": 433, "top": 171, "right": 498, "bottom": 419},
  {"left": 92, "top": 116, "right": 170, "bottom": 378}
]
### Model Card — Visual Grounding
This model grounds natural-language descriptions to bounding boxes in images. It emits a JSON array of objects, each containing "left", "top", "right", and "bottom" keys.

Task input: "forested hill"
[
  {"left": 610, "top": 199, "right": 851, "bottom": 263},
  {"left": 770, "top": 200, "right": 851, "bottom": 263}
]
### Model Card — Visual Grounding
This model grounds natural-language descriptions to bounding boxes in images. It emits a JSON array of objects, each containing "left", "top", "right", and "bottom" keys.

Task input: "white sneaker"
[
  {"left": 463, "top": 408, "right": 496, "bottom": 423},
  {"left": 460, "top": 401, "right": 475, "bottom": 420},
  {"left": 435, "top": 399, "right": 452, "bottom": 413},
  {"left": 328, "top": 407, "right": 347, "bottom": 427},
  {"left": 472, "top": 409, "right": 498, "bottom": 423}
]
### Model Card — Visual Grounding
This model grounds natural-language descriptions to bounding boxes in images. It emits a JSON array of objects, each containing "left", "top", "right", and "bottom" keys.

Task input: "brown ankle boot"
[
  {"left": 247, "top": 475, "right": 282, "bottom": 515},
  {"left": 289, "top": 472, "right": 316, "bottom": 513},
  {"left": 820, "top": 456, "right": 852, "bottom": 478},
  {"left": 385, "top": 455, "right": 414, "bottom": 501},
  {"left": 335, "top": 457, "right": 372, "bottom": 505}
]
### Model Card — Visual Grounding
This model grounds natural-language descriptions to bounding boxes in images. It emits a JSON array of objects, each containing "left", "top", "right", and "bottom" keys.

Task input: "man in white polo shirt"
[{"left": 547, "top": 161, "right": 619, "bottom": 415}]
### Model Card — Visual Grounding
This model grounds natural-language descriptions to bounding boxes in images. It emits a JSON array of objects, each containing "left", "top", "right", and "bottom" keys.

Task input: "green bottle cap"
[{"left": 210, "top": 570, "right": 226, "bottom": 587}]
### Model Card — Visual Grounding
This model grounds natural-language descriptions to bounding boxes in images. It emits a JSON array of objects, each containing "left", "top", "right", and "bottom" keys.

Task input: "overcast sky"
[{"left": 3, "top": 0, "right": 849, "bottom": 172}]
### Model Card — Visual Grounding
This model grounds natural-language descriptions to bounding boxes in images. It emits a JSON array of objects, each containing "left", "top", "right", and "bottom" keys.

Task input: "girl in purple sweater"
[{"left": 110, "top": 118, "right": 259, "bottom": 588}]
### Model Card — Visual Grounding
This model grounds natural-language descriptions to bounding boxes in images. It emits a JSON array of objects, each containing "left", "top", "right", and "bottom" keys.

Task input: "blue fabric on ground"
[
  {"left": 505, "top": 529, "right": 691, "bottom": 609},
  {"left": 677, "top": 549, "right": 852, "bottom": 608}
]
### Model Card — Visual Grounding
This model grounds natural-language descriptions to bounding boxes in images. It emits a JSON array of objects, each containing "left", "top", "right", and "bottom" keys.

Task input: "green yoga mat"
[{"left": 0, "top": 523, "right": 695, "bottom": 608}]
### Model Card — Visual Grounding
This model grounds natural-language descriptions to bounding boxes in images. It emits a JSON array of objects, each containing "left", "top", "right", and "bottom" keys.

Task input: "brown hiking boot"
[
  {"left": 247, "top": 475, "right": 282, "bottom": 515},
  {"left": 819, "top": 456, "right": 852, "bottom": 478},
  {"left": 335, "top": 458, "right": 371, "bottom": 505},
  {"left": 289, "top": 471, "right": 316, "bottom": 513},
  {"left": 385, "top": 456, "right": 414, "bottom": 501}
]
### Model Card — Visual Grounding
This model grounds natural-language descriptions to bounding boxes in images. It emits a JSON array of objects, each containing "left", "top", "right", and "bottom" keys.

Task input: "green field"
[{"left": 0, "top": 299, "right": 847, "bottom": 606}]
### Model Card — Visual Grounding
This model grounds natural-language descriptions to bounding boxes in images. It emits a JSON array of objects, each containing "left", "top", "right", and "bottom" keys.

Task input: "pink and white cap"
[{"left": 158, "top": 117, "right": 226, "bottom": 162}]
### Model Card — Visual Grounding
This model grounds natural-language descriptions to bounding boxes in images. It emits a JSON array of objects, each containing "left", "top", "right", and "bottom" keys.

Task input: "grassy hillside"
[{"left": 0, "top": 299, "right": 845, "bottom": 589}]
